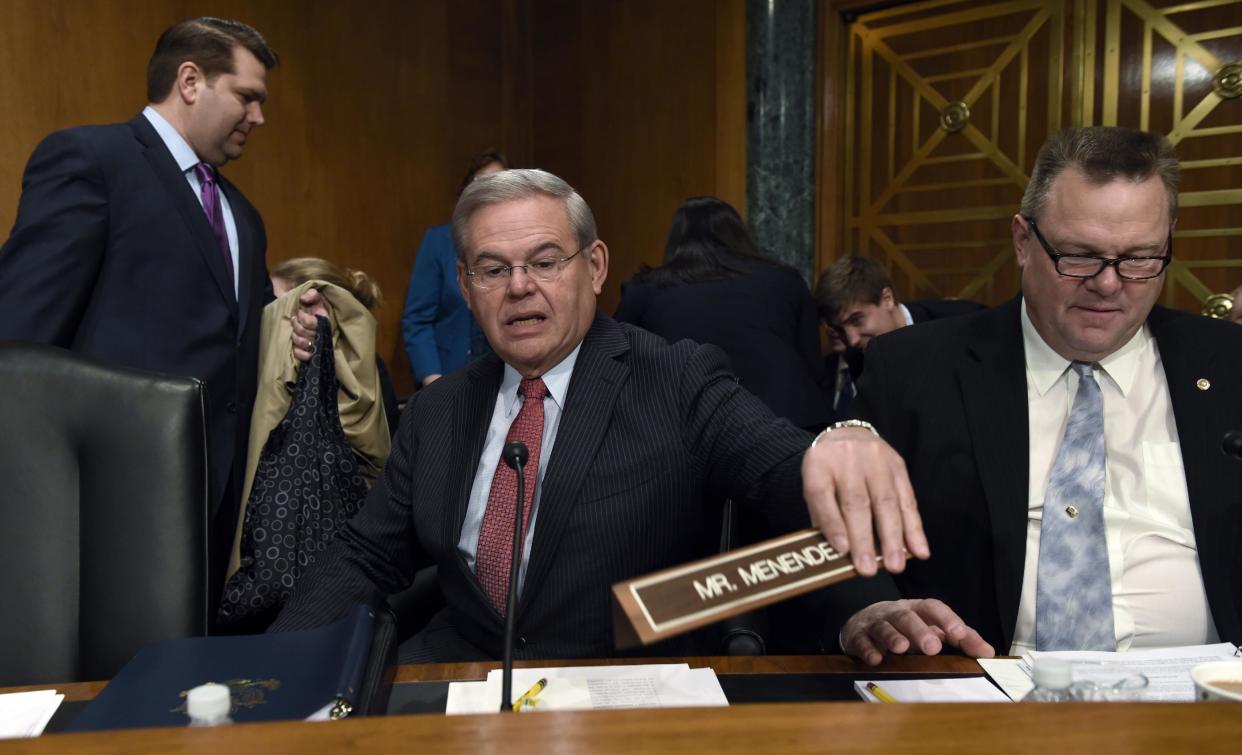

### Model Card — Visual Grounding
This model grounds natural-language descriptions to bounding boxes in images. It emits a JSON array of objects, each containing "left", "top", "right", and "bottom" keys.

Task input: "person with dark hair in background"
[
  {"left": 0, "top": 17, "right": 281, "bottom": 603},
  {"left": 615, "top": 197, "right": 830, "bottom": 431},
  {"left": 401, "top": 150, "right": 508, "bottom": 388},
  {"left": 816, "top": 255, "right": 985, "bottom": 353},
  {"left": 812, "top": 257, "right": 983, "bottom": 417}
]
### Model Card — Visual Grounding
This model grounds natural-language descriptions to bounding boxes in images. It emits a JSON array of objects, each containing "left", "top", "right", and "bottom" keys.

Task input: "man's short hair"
[
  {"left": 1020, "top": 126, "right": 1180, "bottom": 223},
  {"left": 451, "top": 169, "right": 598, "bottom": 262},
  {"left": 147, "top": 17, "right": 279, "bottom": 103},
  {"left": 814, "top": 256, "right": 894, "bottom": 322}
]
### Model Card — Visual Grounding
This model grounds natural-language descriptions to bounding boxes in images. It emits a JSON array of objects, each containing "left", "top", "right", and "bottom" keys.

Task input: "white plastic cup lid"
[
  {"left": 186, "top": 683, "right": 231, "bottom": 720},
  {"left": 1031, "top": 657, "right": 1074, "bottom": 689}
]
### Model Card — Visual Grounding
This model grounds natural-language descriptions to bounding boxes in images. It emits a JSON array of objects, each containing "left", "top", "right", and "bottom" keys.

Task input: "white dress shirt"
[
  {"left": 1010, "top": 301, "right": 1217, "bottom": 654},
  {"left": 457, "top": 344, "right": 581, "bottom": 595},
  {"left": 142, "top": 106, "right": 240, "bottom": 295}
]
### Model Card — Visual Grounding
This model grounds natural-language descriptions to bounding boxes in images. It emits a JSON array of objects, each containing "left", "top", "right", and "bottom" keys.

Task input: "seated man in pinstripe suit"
[{"left": 271, "top": 169, "right": 927, "bottom": 662}]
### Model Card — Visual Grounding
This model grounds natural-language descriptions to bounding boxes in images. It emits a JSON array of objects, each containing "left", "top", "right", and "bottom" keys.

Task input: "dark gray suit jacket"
[
  {"left": 851, "top": 298, "right": 1242, "bottom": 650},
  {"left": 272, "top": 313, "right": 828, "bottom": 660}
]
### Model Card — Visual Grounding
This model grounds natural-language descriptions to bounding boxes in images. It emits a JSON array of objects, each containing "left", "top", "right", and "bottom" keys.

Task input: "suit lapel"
[
  {"left": 1147, "top": 307, "right": 1237, "bottom": 628},
  {"left": 447, "top": 354, "right": 504, "bottom": 564},
  {"left": 219, "top": 177, "right": 253, "bottom": 335},
  {"left": 517, "top": 314, "right": 631, "bottom": 616},
  {"left": 129, "top": 115, "right": 238, "bottom": 317},
  {"left": 956, "top": 298, "right": 1029, "bottom": 650}
]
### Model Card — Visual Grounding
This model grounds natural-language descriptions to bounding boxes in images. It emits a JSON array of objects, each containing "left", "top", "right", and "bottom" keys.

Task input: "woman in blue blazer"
[{"left": 401, "top": 151, "right": 506, "bottom": 386}]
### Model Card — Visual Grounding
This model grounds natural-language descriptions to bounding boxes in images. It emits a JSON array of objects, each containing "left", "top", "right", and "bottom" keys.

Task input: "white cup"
[{"left": 1190, "top": 660, "right": 1242, "bottom": 702}]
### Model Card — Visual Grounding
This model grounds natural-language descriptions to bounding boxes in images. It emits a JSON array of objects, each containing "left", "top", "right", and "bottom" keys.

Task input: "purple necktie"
[{"left": 193, "top": 162, "right": 236, "bottom": 285}]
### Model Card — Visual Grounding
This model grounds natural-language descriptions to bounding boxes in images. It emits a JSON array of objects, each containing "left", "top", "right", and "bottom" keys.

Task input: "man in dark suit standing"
[
  {"left": 838, "top": 127, "right": 1242, "bottom": 664},
  {"left": 0, "top": 18, "right": 279, "bottom": 591},
  {"left": 273, "top": 169, "right": 928, "bottom": 661}
]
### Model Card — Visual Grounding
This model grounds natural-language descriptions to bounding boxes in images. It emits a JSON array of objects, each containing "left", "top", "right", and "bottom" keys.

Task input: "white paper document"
[
  {"left": 980, "top": 643, "right": 1240, "bottom": 702},
  {"left": 446, "top": 664, "right": 728, "bottom": 714},
  {"left": 0, "top": 689, "right": 64, "bottom": 739},
  {"left": 977, "top": 658, "right": 1034, "bottom": 701},
  {"left": 854, "top": 677, "right": 1010, "bottom": 703}
]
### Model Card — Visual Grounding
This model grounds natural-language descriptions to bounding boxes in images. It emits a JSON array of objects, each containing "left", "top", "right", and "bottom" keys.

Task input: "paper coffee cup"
[{"left": 1190, "top": 660, "right": 1242, "bottom": 702}]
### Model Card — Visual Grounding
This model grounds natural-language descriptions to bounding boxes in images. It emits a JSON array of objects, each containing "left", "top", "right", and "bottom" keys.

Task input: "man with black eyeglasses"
[{"left": 835, "top": 126, "right": 1242, "bottom": 664}]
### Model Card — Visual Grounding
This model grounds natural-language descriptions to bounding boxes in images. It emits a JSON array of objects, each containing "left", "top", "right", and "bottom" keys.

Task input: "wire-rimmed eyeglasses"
[{"left": 465, "top": 247, "right": 586, "bottom": 290}]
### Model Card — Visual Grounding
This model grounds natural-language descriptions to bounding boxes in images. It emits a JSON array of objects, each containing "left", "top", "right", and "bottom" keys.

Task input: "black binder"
[{"left": 69, "top": 604, "right": 396, "bottom": 731}]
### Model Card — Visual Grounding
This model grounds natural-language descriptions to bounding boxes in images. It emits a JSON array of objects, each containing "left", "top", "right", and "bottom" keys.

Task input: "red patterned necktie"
[{"left": 476, "top": 377, "right": 549, "bottom": 614}]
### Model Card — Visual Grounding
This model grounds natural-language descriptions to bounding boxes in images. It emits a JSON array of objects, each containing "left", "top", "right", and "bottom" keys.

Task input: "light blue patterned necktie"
[{"left": 1035, "top": 361, "right": 1116, "bottom": 651}]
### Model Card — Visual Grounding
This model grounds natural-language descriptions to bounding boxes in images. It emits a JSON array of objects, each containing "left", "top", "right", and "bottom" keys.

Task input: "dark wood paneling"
[
  {"left": 0, "top": 0, "right": 513, "bottom": 397},
  {"left": 527, "top": 0, "right": 746, "bottom": 314},
  {"left": 1, "top": 0, "right": 745, "bottom": 396}
]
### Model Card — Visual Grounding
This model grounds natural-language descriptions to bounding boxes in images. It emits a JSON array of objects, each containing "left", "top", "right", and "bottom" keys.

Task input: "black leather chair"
[
  {"left": 0, "top": 343, "right": 210, "bottom": 685},
  {"left": 716, "top": 498, "right": 769, "bottom": 655}
]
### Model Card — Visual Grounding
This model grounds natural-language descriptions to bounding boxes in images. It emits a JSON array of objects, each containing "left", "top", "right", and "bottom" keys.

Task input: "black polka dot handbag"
[{"left": 219, "top": 316, "right": 370, "bottom": 623}]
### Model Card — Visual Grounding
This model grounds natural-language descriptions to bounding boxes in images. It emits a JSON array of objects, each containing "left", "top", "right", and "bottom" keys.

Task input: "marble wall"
[{"left": 746, "top": 0, "right": 818, "bottom": 282}]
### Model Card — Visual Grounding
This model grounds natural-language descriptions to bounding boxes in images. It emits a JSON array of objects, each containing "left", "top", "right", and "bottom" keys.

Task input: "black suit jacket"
[
  {"left": 615, "top": 258, "right": 830, "bottom": 431},
  {"left": 821, "top": 299, "right": 983, "bottom": 421},
  {"left": 904, "top": 298, "right": 987, "bottom": 324},
  {"left": 0, "top": 114, "right": 271, "bottom": 525},
  {"left": 272, "top": 314, "right": 827, "bottom": 660},
  {"left": 851, "top": 298, "right": 1242, "bottom": 650}
]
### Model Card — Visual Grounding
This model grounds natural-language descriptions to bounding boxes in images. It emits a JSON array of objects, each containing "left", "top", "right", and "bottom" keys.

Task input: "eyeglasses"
[
  {"left": 1023, "top": 216, "right": 1172, "bottom": 281},
  {"left": 465, "top": 247, "right": 586, "bottom": 290}
]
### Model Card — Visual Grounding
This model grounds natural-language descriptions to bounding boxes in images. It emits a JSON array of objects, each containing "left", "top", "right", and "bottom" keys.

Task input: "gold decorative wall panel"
[{"left": 837, "top": 0, "right": 1242, "bottom": 310}]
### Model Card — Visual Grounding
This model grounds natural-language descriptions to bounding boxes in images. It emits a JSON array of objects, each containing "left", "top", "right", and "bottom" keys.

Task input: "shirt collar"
[
  {"left": 142, "top": 106, "right": 201, "bottom": 174},
  {"left": 1021, "top": 299, "right": 1148, "bottom": 397},
  {"left": 499, "top": 342, "right": 583, "bottom": 417},
  {"left": 899, "top": 303, "right": 913, "bottom": 327}
]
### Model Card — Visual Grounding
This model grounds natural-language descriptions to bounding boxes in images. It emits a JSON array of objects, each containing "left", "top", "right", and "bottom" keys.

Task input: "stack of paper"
[
  {"left": 446, "top": 664, "right": 728, "bottom": 714},
  {"left": 0, "top": 690, "right": 64, "bottom": 739},
  {"left": 979, "top": 642, "right": 1240, "bottom": 701},
  {"left": 854, "top": 678, "right": 1010, "bottom": 703}
]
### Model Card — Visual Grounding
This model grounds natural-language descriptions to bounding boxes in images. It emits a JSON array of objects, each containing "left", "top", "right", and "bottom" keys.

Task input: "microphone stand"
[{"left": 499, "top": 440, "right": 529, "bottom": 713}]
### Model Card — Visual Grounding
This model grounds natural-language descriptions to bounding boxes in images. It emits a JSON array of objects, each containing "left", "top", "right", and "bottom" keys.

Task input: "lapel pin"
[{"left": 1196, "top": 378, "right": 1210, "bottom": 391}]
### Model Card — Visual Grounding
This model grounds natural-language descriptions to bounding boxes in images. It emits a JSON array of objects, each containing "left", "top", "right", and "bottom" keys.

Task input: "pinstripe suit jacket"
[{"left": 272, "top": 313, "right": 821, "bottom": 660}]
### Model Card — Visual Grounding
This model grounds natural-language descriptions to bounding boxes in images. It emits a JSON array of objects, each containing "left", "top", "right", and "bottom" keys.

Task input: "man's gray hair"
[
  {"left": 1020, "top": 126, "right": 1180, "bottom": 223},
  {"left": 450, "top": 169, "right": 598, "bottom": 262}
]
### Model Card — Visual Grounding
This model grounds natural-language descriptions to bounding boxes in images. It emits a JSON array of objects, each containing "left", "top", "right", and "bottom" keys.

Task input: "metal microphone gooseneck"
[{"left": 499, "top": 439, "right": 529, "bottom": 712}]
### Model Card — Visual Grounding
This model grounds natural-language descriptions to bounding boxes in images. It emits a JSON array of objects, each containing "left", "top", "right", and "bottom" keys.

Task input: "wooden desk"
[{"left": 5, "top": 657, "right": 1239, "bottom": 753}]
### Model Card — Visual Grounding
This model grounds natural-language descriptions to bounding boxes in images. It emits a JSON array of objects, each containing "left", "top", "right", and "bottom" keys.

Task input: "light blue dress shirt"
[
  {"left": 457, "top": 343, "right": 582, "bottom": 594},
  {"left": 142, "top": 106, "right": 239, "bottom": 295}
]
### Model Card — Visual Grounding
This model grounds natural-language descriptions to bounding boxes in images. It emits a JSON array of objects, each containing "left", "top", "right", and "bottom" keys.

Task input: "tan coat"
[{"left": 226, "top": 280, "right": 390, "bottom": 578}]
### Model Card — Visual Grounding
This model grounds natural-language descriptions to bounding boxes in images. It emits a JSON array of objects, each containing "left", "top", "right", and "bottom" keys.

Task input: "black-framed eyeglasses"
[
  {"left": 465, "top": 247, "right": 587, "bottom": 290},
  {"left": 1023, "top": 216, "right": 1171, "bottom": 281}
]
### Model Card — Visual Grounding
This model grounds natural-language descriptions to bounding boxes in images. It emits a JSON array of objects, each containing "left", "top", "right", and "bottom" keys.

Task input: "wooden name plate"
[{"left": 612, "top": 528, "right": 868, "bottom": 648}]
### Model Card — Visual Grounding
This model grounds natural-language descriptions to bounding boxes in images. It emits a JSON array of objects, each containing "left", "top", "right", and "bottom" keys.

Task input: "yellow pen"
[
  {"left": 512, "top": 677, "right": 548, "bottom": 712},
  {"left": 866, "top": 682, "right": 897, "bottom": 704}
]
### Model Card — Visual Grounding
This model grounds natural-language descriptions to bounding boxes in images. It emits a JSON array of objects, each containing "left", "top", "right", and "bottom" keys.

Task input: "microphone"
[
  {"left": 499, "top": 440, "right": 529, "bottom": 712},
  {"left": 502, "top": 440, "right": 529, "bottom": 470},
  {"left": 1223, "top": 430, "right": 1242, "bottom": 461}
]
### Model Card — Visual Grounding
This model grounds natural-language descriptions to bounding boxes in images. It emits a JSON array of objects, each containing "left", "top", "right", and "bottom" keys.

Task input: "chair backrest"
[{"left": 0, "top": 342, "right": 210, "bottom": 685}]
